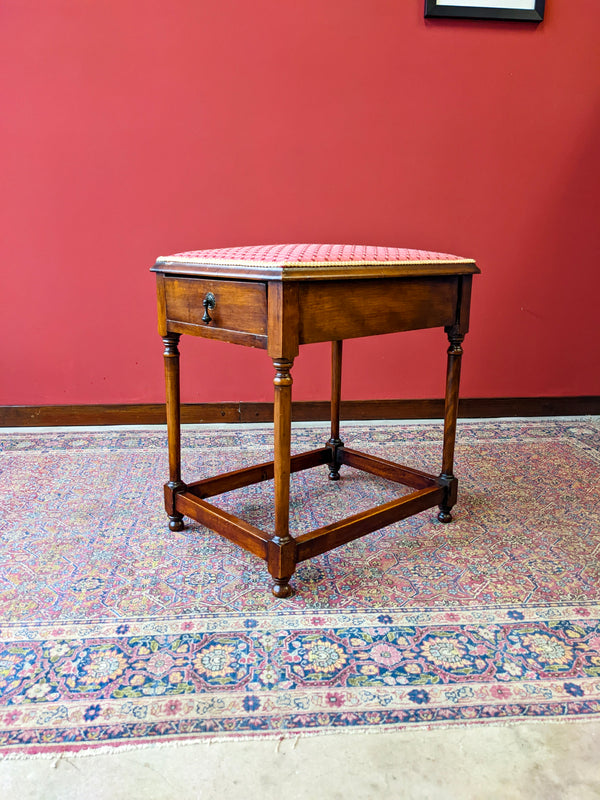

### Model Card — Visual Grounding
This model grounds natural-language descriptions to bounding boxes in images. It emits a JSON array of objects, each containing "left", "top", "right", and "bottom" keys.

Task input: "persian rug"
[{"left": 1, "top": 418, "right": 599, "bottom": 755}]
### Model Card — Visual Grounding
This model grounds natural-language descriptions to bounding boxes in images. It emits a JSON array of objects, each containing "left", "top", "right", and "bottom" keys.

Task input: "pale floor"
[
  {"left": 2, "top": 420, "right": 599, "bottom": 799},
  {"left": 1, "top": 720, "right": 599, "bottom": 799}
]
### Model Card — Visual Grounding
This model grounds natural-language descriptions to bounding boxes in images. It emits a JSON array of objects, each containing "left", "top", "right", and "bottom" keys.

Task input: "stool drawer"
[{"left": 164, "top": 277, "right": 268, "bottom": 336}]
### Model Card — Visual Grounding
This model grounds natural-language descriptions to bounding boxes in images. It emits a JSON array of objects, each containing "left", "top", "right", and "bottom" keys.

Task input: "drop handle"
[{"left": 202, "top": 292, "right": 216, "bottom": 324}]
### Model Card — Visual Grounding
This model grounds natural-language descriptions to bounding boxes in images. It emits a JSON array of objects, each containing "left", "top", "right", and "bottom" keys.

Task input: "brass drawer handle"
[{"left": 202, "top": 292, "right": 216, "bottom": 324}]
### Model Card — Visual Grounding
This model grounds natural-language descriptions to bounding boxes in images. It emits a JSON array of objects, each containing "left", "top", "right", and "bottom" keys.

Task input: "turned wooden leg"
[
  {"left": 438, "top": 332, "right": 464, "bottom": 523},
  {"left": 269, "top": 358, "right": 297, "bottom": 598},
  {"left": 162, "top": 333, "right": 185, "bottom": 531},
  {"left": 327, "top": 340, "right": 345, "bottom": 481}
]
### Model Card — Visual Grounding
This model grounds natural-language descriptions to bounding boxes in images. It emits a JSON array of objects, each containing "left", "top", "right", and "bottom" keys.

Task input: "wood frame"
[
  {"left": 152, "top": 255, "right": 480, "bottom": 598},
  {"left": 174, "top": 447, "right": 445, "bottom": 565},
  {"left": 424, "top": 0, "right": 545, "bottom": 22}
]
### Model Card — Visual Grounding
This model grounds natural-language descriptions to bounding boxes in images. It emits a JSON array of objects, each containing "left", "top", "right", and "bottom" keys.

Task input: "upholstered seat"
[{"left": 154, "top": 243, "right": 477, "bottom": 281}]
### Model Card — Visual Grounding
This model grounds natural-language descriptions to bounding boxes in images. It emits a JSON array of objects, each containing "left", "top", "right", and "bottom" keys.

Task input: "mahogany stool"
[{"left": 151, "top": 244, "right": 479, "bottom": 598}]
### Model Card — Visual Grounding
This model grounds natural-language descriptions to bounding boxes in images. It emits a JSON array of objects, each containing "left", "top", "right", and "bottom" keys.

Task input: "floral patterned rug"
[{"left": 1, "top": 418, "right": 599, "bottom": 754}]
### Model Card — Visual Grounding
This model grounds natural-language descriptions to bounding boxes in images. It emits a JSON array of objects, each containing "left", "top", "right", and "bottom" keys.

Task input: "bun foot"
[
  {"left": 437, "top": 508, "right": 453, "bottom": 524},
  {"left": 328, "top": 468, "right": 341, "bottom": 481},
  {"left": 169, "top": 515, "right": 185, "bottom": 532},
  {"left": 271, "top": 580, "right": 294, "bottom": 599}
]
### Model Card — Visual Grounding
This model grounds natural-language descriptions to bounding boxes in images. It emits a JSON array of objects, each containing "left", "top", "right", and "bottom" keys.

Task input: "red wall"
[{"left": 2, "top": 1, "right": 599, "bottom": 406}]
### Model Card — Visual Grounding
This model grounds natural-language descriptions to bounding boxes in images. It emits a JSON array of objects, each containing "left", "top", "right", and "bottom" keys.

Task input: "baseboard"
[{"left": 1, "top": 397, "right": 599, "bottom": 427}]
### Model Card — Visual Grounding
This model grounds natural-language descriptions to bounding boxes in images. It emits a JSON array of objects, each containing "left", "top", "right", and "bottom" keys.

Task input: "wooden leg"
[
  {"left": 327, "top": 340, "right": 344, "bottom": 480},
  {"left": 162, "top": 334, "right": 185, "bottom": 531},
  {"left": 269, "top": 358, "right": 297, "bottom": 597},
  {"left": 438, "top": 333, "right": 464, "bottom": 523}
]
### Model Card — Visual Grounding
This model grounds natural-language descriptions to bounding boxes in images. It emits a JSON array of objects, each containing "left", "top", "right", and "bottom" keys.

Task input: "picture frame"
[{"left": 424, "top": 0, "right": 545, "bottom": 22}]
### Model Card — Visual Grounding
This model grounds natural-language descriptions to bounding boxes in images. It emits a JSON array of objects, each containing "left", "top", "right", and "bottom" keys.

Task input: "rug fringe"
[{"left": 2, "top": 713, "right": 600, "bottom": 761}]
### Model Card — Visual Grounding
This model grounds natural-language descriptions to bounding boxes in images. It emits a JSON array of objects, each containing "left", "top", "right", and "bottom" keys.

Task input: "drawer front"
[{"left": 164, "top": 276, "right": 268, "bottom": 336}]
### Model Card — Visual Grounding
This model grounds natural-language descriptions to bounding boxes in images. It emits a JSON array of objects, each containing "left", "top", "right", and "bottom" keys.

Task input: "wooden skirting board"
[{"left": 1, "top": 397, "right": 599, "bottom": 427}]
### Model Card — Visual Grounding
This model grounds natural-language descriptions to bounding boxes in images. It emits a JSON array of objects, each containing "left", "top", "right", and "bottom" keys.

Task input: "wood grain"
[
  {"left": 267, "top": 282, "right": 299, "bottom": 359},
  {"left": 2, "top": 397, "right": 598, "bottom": 427},
  {"left": 165, "top": 319, "right": 267, "bottom": 349},
  {"left": 272, "top": 358, "right": 294, "bottom": 541},
  {"left": 298, "top": 277, "right": 457, "bottom": 344},
  {"left": 296, "top": 485, "right": 444, "bottom": 561},
  {"left": 340, "top": 448, "right": 438, "bottom": 489},
  {"left": 151, "top": 259, "right": 480, "bottom": 282},
  {"left": 185, "top": 448, "right": 330, "bottom": 499},
  {"left": 175, "top": 492, "right": 271, "bottom": 559},
  {"left": 164, "top": 276, "right": 268, "bottom": 335}
]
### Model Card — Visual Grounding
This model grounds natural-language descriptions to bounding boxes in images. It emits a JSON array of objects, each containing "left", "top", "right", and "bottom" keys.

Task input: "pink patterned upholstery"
[{"left": 156, "top": 243, "right": 473, "bottom": 267}]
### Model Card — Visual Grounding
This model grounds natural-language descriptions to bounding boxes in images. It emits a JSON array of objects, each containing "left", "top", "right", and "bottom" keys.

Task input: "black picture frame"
[{"left": 424, "top": 0, "right": 545, "bottom": 21}]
